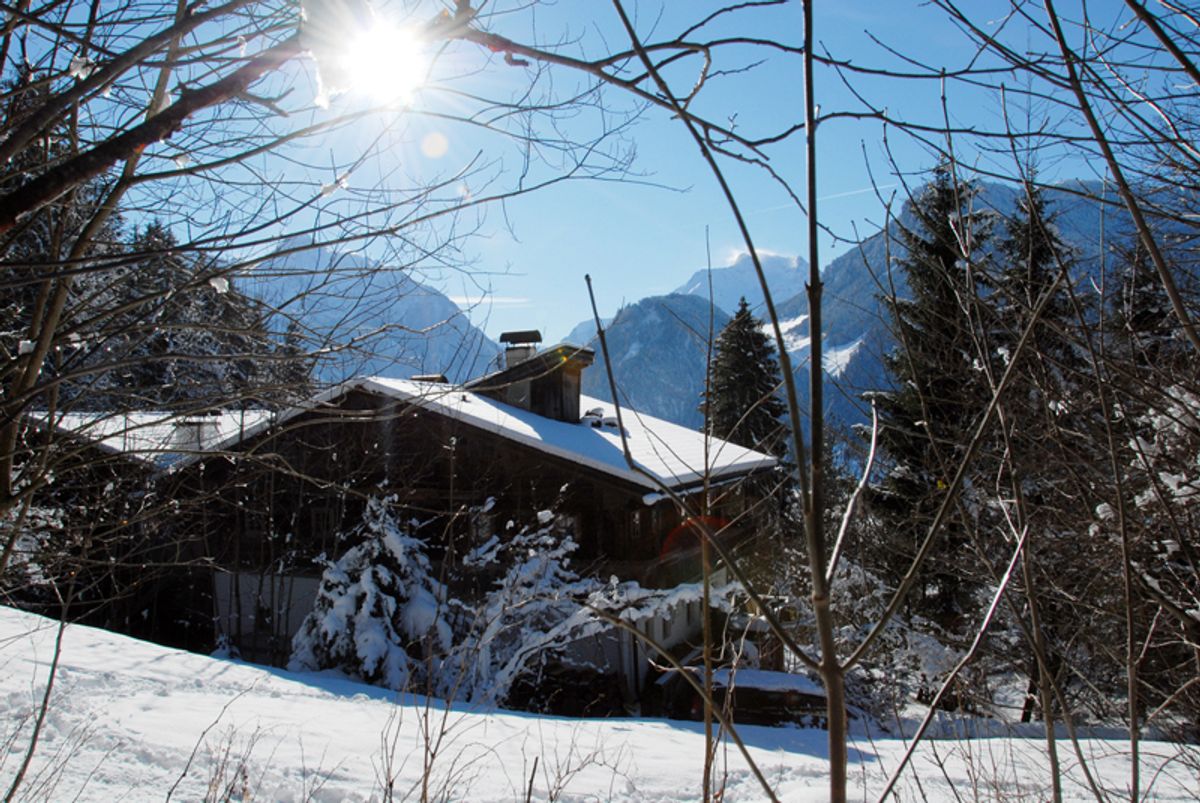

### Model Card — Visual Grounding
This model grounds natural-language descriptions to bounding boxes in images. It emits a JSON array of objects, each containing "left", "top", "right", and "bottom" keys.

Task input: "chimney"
[
  {"left": 466, "top": 337, "right": 595, "bottom": 423},
  {"left": 499, "top": 329, "right": 542, "bottom": 368}
]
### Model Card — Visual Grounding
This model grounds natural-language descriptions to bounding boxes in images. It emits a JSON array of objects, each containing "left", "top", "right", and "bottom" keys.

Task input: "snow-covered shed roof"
[
  {"left": 196, "top": 376, "right": 777, "bottom": 493},
  {"left": 34, "top": 410, "right": 273, "bottom": 468}
]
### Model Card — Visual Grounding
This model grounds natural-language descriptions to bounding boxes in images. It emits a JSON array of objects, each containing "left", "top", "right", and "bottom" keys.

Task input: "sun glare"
[{"left": 341, "top": 23, "right": 425, "bottom": 103}]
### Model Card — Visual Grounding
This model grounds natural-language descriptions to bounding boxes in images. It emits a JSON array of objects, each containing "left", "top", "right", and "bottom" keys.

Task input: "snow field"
[{"left": 2, "top": 606, "right": 1197, "bottom": 801}]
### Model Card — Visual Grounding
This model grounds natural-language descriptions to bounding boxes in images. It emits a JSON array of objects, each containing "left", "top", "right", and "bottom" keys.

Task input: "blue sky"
[{"left": 306, "top": 1, "right": 1124, "bottom": 342}]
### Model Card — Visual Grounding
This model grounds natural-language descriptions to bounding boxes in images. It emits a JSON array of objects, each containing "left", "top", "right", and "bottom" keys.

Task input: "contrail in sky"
[
  {"left": 749, "top": 183, "right": 898, "bottom": 215},
  {"left": 818, "top": 183, "right": 897, "bottom": 201}
]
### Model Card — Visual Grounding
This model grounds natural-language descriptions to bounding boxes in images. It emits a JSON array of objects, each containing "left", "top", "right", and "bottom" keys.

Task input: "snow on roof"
[
  {"left": 191, "top": 376, "right": 776, "bottom": 492},
  {"left": 36, "top": 410, "right": 273, "bottom": 468},
  {"left": 360, "top": 378, "right": 776, "bottom": 492},
  {"left": 709, "top": 668, "right": 826, "bottom": 697}
]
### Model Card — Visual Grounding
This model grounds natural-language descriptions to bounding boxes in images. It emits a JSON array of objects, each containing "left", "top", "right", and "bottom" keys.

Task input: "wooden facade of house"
[{"left": 201, "top": 394, "right": 730, "bottom": 565}]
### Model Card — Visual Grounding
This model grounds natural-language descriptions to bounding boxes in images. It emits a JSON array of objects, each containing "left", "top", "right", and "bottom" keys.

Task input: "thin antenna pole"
[{"left": 701, "top": 225, "right": 715, "bottom": 801}]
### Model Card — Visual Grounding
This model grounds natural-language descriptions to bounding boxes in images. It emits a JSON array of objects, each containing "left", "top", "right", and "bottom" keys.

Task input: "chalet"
[
  {"left": 15, "top": 334, "right": 778, "bottom": 702},
  {"left": 175, "top": 332, "right": 778, "bottom": 677},
  {"left": 8, "top": 409, "right": 269, "bottom": 648}
]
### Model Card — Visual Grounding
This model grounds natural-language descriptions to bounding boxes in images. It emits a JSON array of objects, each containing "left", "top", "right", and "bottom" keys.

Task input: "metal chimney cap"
[{"left": 499, "top": 329, "right": 542, "bottom": 345}]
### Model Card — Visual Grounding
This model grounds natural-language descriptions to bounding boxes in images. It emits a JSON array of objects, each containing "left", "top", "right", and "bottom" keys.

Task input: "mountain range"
[
  {"left": 245, "top": 239, "right": 500, "bottom": 384},
  {"left": 561, "top": 255, "right": 806, "bottom": 428},
  {"left": 244, "top": 181, "right": 1150, "bottom": 430},
  {"left": 672, "top": 252, "right": 809, "bottom": 314},
  {"left": 560, "top": 179, "right": 1147, "bottom": 430}
]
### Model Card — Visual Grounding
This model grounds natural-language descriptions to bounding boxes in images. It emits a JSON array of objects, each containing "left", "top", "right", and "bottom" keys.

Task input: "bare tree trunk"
[{"left": 1019, "top": 538, "right": 1063, "bottom": 803}]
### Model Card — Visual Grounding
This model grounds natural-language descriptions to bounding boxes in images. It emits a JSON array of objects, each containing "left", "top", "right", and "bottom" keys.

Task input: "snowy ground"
[{"left": 2, "top": 606, "right": 1197, "bottom": 802}]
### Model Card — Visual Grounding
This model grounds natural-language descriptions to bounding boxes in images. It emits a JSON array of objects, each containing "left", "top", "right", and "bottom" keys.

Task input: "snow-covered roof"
[
  {"left": 709, "top": 668, "right": 826, "bottom": 697},
  {"left": 195, "top": 376, "right": 777, "bottom": 492},
  {"left": 35, "top": 410, "right": 273, "bottom": 468},
  {"left": 370, "top": 378, "right": 775, "bottom": 491}
]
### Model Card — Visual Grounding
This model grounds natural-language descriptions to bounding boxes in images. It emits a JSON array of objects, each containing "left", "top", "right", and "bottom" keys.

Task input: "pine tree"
[
  {"left": 990, "top": 180, "right": 1103, "bottom": 720},
  {"left": 871, "top": 161, "right": 992, "bottom": 627},
  {"left": 0, "top": 67, "right": 122, "bottom": 392},
  {"left": 288, "top": 496, "right": 456, "bottom": 691},
  {"left": 703, "top": 297, "right": 789, "bottom": 457},
  {"left": 61, "top": 221, "right": 283, "bottom": 409}
]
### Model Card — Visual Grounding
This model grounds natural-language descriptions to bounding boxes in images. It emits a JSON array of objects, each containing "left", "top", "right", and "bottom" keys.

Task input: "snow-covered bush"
[
  {"left": 447, "top": 513, "right": 604, "bottom": 704},
  {"left": 288, "top": 496, "right": 455, "bottom": 691},
  {"left": 586, "top": 574, "right": 742, "bottom": 633},
  {"left": 1113, "top": 384, "right": 1200, "bottom": 637},
  {"left": 1, "top": 446, "right": 156, "bottom": 631},
  {"left": 1111, "top": 384, "right": 1200, "bottom": 736},
  {"left": 452, "top": 512, "right": 764, "bottom": 708},
  {"left": 289, "top": 501, "right": 757, "bottom": 710},
  {"left": 290, "top": 503, "right": 618, "bottom": 704},
  {"left": 1127, "top": 385, "right": 1200, "bottom": 513},
  {"left": 824, "top": 559, "right": 974, "bottom": 722}
]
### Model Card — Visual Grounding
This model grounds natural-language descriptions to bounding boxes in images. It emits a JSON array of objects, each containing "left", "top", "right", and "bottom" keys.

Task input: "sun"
[{"left": 340, "top": 22, "right": 426, "bottom": 103}]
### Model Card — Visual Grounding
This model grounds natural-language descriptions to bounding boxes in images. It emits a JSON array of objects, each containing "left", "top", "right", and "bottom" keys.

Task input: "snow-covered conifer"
[
  {"left": 702, "top": 297, "right": 789, "bottom": 457},
  {"left": 289, "top": 496, "right": 454, "bottom": 691}
]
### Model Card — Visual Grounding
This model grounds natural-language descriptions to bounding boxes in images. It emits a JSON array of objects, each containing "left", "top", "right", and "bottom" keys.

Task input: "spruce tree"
[
  {"left": 0, "top": 67, "right": 121, "bottom": 393},
  {"left": 1113, "top": 241, "right": 1181, "bottom": 370},
  {"left": 289, "top": 496, "right": 455, "bottom": 691},
  {"left": 992, "top": 180, "right": 1101, "bottom": 720},
  {"left": 704, "top": 297, "right": 788, "bottom": 457},
  {"left": 275, "top": 319, "right": 317, "bottom": 403},
  {"left": 62, "top": 221, "right": 286, "bottom": 409},
  {"left": 991, "top": 179, "right": 1085, "bottom": 481},
  {"left": 993, "top": 180, "right": 1079, "bottom": 376},
  {"left": 871, "top": 161, "right": 991, "bottom": 627},
  {"left": 702, "top": 296, "right": 795, "bottom": 596}
]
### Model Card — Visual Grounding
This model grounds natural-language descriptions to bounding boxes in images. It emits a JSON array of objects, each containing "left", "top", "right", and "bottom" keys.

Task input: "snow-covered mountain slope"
[
  {"left": 673, "top": 252, "right": 808, "bottom": 317},
  {"left": 562, "top": 315, "right": 609, "bottom": 350},
  {"left": 4, "top": 605, "right": 1193, "bottom": 801},
  {"left": 245, "top": 239, "right": 500, "bottom": 383},
  {"left": 573, "top": 294, "right": 730, "bottom": 429}
]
